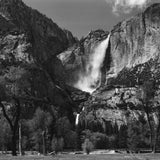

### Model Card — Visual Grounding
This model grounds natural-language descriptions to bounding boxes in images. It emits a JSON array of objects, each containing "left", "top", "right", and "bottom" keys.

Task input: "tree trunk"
[
  {"left": 19, "top": 122, "right": 22, "bottom": 156},
  {"left": 148, "top": 117, "right": 154, "bottom": 152},
  {"left": 153, "top": 118, "right": 160, "bottom": 153},
  {"left": 76, "top": 125, "right": 81, "bottom": 150},
  {"left": 0, "top": 98, "right": 23, "bottom": 156},
  {"left": 42, "top": 131, "right": 46, "bottom": 155},
  {"left": 152, "top": 133, "right": 157, "bottom": 153},
  {"left": 145, "top": 105, "right": 154, "bottom": 152},
  {"left": 12, "top": 131, "right": 17, "bottom": 156}
]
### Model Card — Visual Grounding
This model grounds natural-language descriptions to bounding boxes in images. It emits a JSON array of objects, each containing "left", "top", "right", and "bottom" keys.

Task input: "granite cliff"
[
  {"left": 59, "top": 4, "right": 160, "bottom": 128},
  {"left": 0, "top": 0, "right": 77, "bottom": 123}
]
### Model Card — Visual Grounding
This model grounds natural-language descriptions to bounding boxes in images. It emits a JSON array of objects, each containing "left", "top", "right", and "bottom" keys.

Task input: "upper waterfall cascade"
[{"left": 75, "top": 34, "right": 110, "bottom": 93}]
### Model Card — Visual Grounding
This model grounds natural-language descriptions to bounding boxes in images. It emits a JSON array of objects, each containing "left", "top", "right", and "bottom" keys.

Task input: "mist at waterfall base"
[{"left": 75, "top": 35, "right": 110, "bottom": 94}]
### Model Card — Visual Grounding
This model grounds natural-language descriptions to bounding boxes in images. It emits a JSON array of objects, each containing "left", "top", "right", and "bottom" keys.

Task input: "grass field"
[{"left": 0, "top": 154, "right": 160, "bottom": 160}]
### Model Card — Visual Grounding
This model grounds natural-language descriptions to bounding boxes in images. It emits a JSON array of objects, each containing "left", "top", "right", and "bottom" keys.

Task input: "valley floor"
[{"left": 0, "top": 154, "right": 160, "bottom": 160}]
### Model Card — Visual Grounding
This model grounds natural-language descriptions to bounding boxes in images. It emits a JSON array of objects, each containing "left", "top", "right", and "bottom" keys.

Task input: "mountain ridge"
[
  {"left": 0, "top": 0, "right": 78, "bottom": 124},
  {"left": 59, "top": 3, "right": 160, "bottom": 132}
]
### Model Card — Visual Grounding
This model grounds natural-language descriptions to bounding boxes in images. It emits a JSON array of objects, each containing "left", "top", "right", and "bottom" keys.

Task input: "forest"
[{"left": 0, "top": 66, "right": 160, "bottom": 155}]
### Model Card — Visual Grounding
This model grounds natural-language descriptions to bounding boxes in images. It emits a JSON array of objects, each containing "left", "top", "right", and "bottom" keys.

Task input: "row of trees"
[
  {"left": 0, "top": 107, "right": 77, "bottom": 155},
  {"left": 76, "top": 113, "right": 160, "bottom": 154},
  {"left": 0, "top": 56, "right": 75, "bottom": 156},
  {"left": 1, "top": 108, "right": 158, "bottom": 155}
]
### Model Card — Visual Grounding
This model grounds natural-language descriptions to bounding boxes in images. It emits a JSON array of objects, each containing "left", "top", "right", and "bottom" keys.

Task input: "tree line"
[{"left": 1, "top": 59, "right": 160, "bottom": 155}]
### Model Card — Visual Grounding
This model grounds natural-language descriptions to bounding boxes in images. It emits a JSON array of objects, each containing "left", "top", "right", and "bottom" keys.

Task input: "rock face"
[
  {"left": 108, "top": 3, "right": 160, "bottom": 82},
  {"left": 0, "top": 0, "right": 76, "bottom": 62},
  {"left": 0, "top": 0, "right": 77, "bottom": 122},
  {"left": 59, "top": 4, "right": 160, "bottom": 127}
]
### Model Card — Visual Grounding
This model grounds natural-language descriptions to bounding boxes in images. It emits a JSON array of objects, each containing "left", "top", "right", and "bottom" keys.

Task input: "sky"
[{"left": 23, "top": 0, "right": 159, "bottom": 38}]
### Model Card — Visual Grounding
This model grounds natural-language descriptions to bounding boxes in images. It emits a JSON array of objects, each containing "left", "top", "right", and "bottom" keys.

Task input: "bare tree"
[
  {"left": 0, "top": 98, "right": 21, "bottom": 156},
  {"left": 138, "top": 80, "right": 159, "bottom": 152}
]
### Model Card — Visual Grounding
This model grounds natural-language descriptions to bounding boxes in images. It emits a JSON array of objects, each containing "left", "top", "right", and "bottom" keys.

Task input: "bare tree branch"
[
  {"left": 0, "top": 101, "right": 14, "bottom": 130},
  {"left": 16, "top": 95, "right": 50, "bottom": 104},
  {"left": 12, "top": 97, "right": 21, "bottom": 131}
]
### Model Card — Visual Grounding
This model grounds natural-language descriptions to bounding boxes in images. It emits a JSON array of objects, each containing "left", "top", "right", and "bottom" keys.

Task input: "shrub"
[
  {"left": 51, "top": 137, "right": 64, "bottom": 154},
  {"left": 91, "top": 132, "right": 108, "bottom": 149},
  {"left": 81, "top": 130, "right": 108, "bottom": 149},
  {"left": 82, "top": 138, "right": 94, "bottom": 154},
  {"left": 64, "top": 130, "right": 77, "bottom": 149},
  {"left": 127, "top": 117, "right": 150, "bottom": 152},
  {"left": 107, "top": 135, "right": 117, "bottom": 149}
]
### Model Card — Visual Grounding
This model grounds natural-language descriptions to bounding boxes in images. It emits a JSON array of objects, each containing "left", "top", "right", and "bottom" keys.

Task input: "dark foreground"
[{"left": 0, "top": 154, "right": 160, "bottom": 160}]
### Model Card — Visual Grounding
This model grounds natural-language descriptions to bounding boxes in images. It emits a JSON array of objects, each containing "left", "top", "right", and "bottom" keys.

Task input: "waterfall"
[
  {"left": 75, "top": 34, "right": 110, "bottom": 93},
  {"left": 75, "top": 113, "right": 80, "bottom": 126}
]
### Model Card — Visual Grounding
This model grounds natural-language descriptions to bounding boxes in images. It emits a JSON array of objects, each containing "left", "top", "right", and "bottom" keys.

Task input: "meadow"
[{"left": 0, "top": 154, "right": 160, "bottom": 160}]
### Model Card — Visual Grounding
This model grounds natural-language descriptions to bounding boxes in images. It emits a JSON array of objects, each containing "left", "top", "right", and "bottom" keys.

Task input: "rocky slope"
[
  {"left": 0, "top": 0, "right": 77, "bottom": 122},
  {"left": 59, "top": 4, "right": 160, "bottom": 128}
]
